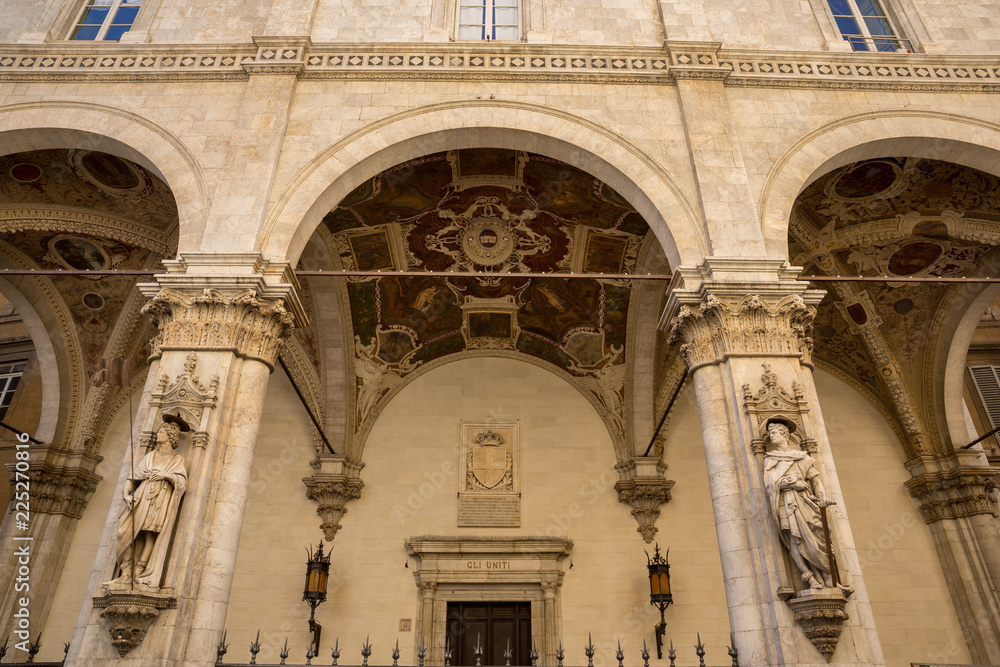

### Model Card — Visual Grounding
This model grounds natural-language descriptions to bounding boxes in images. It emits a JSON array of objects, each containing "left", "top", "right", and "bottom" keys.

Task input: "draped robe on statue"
[
  {"left": 115, "top": 447, "right": 188, "bottom": 587},
  {"left": 763, "top": 449, "right": 829, "bottom": 582}
]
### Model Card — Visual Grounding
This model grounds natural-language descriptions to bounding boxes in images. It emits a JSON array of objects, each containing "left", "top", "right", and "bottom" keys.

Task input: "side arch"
[
  {"left": 259, "top": 100, "right": 706, "bottom": 269},
  {"left": 760, "top": 110, "right": 1000, "bottom": 257},
  {"left": 0, "top": 102, "right": 208, "bottom": 254}
]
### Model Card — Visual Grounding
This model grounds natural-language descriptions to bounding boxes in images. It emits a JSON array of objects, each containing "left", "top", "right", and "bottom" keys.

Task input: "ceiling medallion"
[{"left": 461, "top": 217, "right": 517, "bottom": 267}]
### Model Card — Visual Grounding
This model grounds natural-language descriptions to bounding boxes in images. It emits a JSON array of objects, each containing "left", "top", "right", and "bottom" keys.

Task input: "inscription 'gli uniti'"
[{"left": 467, "top": 560, "right": 511, "bottom": 569}]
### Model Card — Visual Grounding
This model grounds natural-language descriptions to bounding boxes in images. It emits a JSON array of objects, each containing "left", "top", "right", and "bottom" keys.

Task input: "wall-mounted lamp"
[
  {"left": 646, "top": 544, "right": 672, "bottom": 660},
  {"left": 304, "top": 541, "right": 331, "bottom": 656}
]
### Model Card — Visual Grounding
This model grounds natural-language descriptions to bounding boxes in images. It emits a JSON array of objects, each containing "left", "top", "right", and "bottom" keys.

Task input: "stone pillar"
[
  {"left": 663, "top": 260, "right": 885, "bottom": 667},
  {"left": 67, "top": 257, "right": 304, "bottom": 667},
  {"left": 541, "top": 580, "right": 558, "bottom": 666},
  {"left": 904, "top": 450, "right": 1000, "bottom": 663}
]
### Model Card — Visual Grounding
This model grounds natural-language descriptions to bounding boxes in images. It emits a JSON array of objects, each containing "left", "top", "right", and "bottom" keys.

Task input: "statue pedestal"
[
  {"left": 786, "top": 588, "right": 850, "bottom": 662},
  {"left": 93, "top": 591, "right": 177, "bottom": 657}
]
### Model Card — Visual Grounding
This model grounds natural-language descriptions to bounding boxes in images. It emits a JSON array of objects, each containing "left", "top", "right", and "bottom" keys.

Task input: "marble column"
[
  {"left": 67, "top": 257, "right": 304, "bottom": 667},
  {"left": 663, "top": 260, "right": 885, "bottom": 667}
]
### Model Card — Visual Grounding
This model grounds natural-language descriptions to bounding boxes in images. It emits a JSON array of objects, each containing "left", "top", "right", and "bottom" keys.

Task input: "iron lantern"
[
  {"left": 304, "top": 541, "right": 331, "bottom": 655},
  {"left": 646, "top": 544, "right": 672, "bottom": 659}
]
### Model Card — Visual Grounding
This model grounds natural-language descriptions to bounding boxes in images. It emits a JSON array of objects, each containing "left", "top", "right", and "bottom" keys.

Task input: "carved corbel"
[
  {"left": 615, "top": 457, "right": 675, "bottom": 543},
  {"left": 786, "top": 590, "right": 850, "bottom": 662},
  {"left": 303, "top": 455, "right": 365, "bottom": 541},
  {"left": 93, "top": 592, "right": 176, "bottom": 657}
]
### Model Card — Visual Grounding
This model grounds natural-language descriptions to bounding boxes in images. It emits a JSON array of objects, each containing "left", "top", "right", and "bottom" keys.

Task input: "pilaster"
[
  {"left": 904, "top": 451, "right": 1000, "bottom": 663},
  {"left": 68, "top": 257, "right": 302, "bottom": 667},
  {"left": 663, "top": 259, "right": 884, "bottom": 667}
]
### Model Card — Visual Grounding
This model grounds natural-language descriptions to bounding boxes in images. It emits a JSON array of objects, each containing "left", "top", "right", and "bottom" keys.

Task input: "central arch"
[{"left": 259, "top": 100, "right": 705, "bottom": 269}]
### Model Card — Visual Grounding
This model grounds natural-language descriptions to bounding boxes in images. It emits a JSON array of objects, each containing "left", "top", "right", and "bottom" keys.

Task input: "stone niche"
[{"left": 405, "top": 536, "right": 572, "bottom": 666}]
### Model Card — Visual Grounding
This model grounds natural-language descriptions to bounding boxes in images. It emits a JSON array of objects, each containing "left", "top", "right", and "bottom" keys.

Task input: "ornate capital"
[
  {"left": 615, "top": 457, "right": 674, "bottom": 543},
  {"left": 786, "top": 590, "right": 850, "bottom": 662},
  {"left": 10, "top": 462, "right": 101, "bottom": 519},
  {"left": 303, "top": 473, "right": 365, "bottom": 541},
  {"left": 668, "top": 293, "right": 816, "bottom": 369},
  {"left": 93, "top": 592, "right": 176, "bottom": 657},
  {"left": 141, "top": 288, "right": 295, "bottom": 369},
  {"left": 905, "top": 465, "right": 1000, "bottom": 523}
]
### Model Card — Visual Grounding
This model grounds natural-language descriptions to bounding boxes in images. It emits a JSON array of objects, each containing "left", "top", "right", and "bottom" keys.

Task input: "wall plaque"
[{"left": 458, "top": 423, "right": 520, "bottom": 527}]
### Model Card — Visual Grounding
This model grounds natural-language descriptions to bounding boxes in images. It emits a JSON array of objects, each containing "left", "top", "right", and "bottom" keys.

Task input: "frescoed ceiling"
[
  {"left": 789, "top": 157, "right": 1000, "bottom": 447},
  {"left": 0, "top": 149, "right": 178, "bottom": 381},
  {"left": 303, "top": 148, "right": 656, "bottom": 436}
]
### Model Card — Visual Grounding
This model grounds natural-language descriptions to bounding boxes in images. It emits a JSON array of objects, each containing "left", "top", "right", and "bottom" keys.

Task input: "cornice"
[{"left": 0, "top": 40, "right": 997, "bottom": 91}]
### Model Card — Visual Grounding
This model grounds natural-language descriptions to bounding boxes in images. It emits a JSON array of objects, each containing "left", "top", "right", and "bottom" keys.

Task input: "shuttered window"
[
  {"left": 970, "top": 365, "right": 1000, "bottom": 431},
  {"left": 0, "top": 361, "right": 26, "bottom": 422}
]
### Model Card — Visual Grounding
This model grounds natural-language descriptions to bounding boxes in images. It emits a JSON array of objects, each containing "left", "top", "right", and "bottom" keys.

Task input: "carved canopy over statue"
[
  {"left": 762, "top": 416, "right": 834, "bottom": 590},
  {"left": 106, "top": 414, "right": 190, "bottom": 589}
]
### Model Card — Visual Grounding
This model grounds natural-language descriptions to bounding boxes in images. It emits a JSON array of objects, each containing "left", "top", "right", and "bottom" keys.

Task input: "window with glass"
[
  {"left": 457, "top": 0, "right": 519, "bottom": 40},
  {"left": 70, "top": 0, "right": 143, "bottom": 41},
  {"left": 827, "top": 0, "right": 910, "bottom": 52},
  {"left": 0, "top": 362, "right": 26, "bottom": 422}
]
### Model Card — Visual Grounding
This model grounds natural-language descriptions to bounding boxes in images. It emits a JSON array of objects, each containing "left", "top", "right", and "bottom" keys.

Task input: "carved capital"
[
  {"left": 668, "top": 293, "right": 816, "bottom": 369},
  {"left": 9, "top": 462, "right": 102, "bottom": 518},
  {"left": 615, "top": 457, "right": 675, "bottom": 543},
  {"left": 141, "top": 288, "right": 295, "bottom": 369},
  {"left": 786, "top": 590, "right": 850, "bottom": 662},
  {"left": 904, "top": 465, "right": 1000, "bottom": 523},
  {"left": 303, "top": 470, "right": 365, "bottom": 541},
  {"left": 93, "top": 592, "right": 177, "bottom": 657}
]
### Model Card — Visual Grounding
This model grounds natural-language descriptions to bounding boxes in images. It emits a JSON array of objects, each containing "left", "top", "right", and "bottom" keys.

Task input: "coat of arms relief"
[{"left": 458, "top": 423, "right": 520, "bottom": 527}]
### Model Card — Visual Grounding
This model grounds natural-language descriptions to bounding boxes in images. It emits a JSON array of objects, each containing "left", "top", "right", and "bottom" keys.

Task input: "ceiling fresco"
[
  {"left": 790, "top": 157, "right": 1000, "bottom": 444},
  {"left": 0, "top": 149, "right": 178, "bottom": 381},
  {"left": 306, "top": 148, "right": 654, "bottom": 436}
]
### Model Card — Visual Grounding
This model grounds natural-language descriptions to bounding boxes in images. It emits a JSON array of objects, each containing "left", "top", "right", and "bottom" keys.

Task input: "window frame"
[
  {"left": 0, "top": 360, "right": 27, "bottom": 423},
  {"left": 455, "top": 0, "right": 522, "bottom": 42},
  {"left": 826, "top": 0, "right": 911, "bottom": 52},
  {"left": 68, "top": 0, "right": 144, "bottom": 42}
]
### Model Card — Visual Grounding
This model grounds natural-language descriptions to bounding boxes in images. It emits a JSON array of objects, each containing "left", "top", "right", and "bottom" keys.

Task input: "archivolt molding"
[
  {"left": 667, "top": 293, "right": 816, "bottom": 370},
  {"left": 0, "top": 205, "right": 175, "bottom": 255},
  {"left": 0, "top": 102, "right": 207, "bottom": 252},
  {"left": 760, "top": 110, "right": 1000, "bottom": 258},
  {"left": 141, "top": 288, "right": 295, "bottom": 369},
  {"left": 278, "top": 337, "right": 325, "bottom": 454},
  {"left": 259, "top": 99, "right": 702, "bottom": 270},
  {"left": 353, "top": 349, "right": 631, "bottom": 464},
  {"left": 0, "top": 244, "right": 84, "bottom": 448}
]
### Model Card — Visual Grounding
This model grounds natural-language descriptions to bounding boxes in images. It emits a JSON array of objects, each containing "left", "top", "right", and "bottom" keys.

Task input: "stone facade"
[{"left": 0, "top": 1, "right": 998, "bottom": 666}]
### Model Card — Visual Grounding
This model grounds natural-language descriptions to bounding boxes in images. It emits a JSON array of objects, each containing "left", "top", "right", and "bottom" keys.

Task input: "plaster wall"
[
  {"left": 814, "top": 368, "right": 971, "bottom": 667},
  {"left": 223, "top": 357, "right": 731, "bottom": 664}
]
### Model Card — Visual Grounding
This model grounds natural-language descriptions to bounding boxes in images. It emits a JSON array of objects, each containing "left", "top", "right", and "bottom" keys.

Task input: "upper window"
[
  {"left": 70, "top": 0, "right": 143, "bottom": 41},
  {"left": 0, "top": 361, "right": 26, "bottom": 422},
  {"left": 457, "top": 0, "right": 519, "bottom": 40},
  {"left": 826, "top": 0, "right": 910, "bottom": 52}
]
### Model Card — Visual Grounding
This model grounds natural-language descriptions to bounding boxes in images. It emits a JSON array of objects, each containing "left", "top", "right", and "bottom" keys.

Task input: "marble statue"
[
  {"left": 762, "top": 418, "right": 834, "bottom": 589},
  {"left": 107, "top": 416, "right": 189, "bottom": 588}
]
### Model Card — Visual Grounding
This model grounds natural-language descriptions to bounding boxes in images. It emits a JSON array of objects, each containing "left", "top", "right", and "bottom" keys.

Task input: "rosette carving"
[{"left": 141, "top": 288, "right": 295, "bottom": 368}]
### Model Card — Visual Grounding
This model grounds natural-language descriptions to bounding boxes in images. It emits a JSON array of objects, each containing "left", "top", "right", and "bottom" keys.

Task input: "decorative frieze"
[
  {"left": 668, "top": 293, "right": 816, "bottom": 369},
  {"left": 141, "top": 288, "right": 295, "bottom": 369},
  {"left": 0, "top": 42, "right": 998, "bottom": 91},
  {"left": 905, "top": 466, "right": 1000, "bottom": 523}
]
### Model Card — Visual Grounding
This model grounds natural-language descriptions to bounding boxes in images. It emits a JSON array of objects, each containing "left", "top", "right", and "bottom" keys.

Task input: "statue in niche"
[
  {"left": 762, "top": 417, "right": 834, "bottom": 590},
  {"left": 106, "top": 414, "right": 189, "bottom": 589}
]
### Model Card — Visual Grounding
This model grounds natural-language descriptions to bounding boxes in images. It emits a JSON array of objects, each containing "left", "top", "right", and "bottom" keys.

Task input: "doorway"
[{"left": 446, "top": 602, "right": 532, "bottom": 666}]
